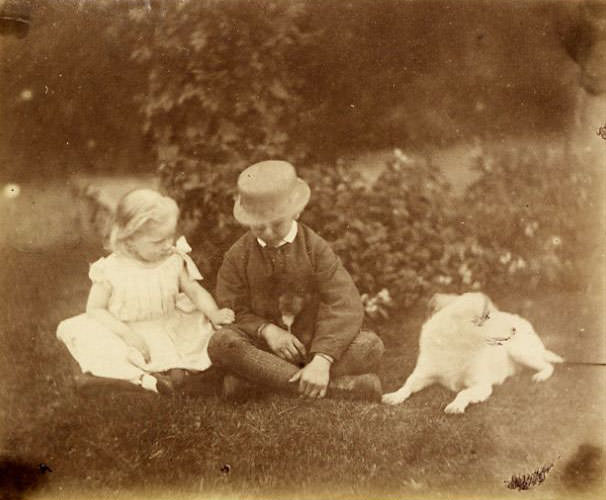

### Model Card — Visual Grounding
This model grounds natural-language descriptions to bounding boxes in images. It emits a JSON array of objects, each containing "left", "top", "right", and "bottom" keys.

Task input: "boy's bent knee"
[
  {"left": 208, "top": 327, "right": 249, "bottom": 364},
  {"left": 362, "top": 330, "right": 385, "bottom": 368},
  {"left": 333, "top": 330, "right": 385, "bottom": 376}
]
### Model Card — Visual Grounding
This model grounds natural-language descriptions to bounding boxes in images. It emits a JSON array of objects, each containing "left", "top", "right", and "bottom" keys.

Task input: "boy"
[{"left": 208, "top": 161, "right": 384, "bottom": 400}]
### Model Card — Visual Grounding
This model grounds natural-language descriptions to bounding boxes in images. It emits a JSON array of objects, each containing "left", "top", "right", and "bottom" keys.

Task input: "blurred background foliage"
[
  {"left": 1, "top": 0, "right": 153, "bottom": 178},
  {"left": 1, "top": 0, "right": 603, "bottom": 313},
  {"left": 1, "top": 0, "right": 592, "bottom": 177}
]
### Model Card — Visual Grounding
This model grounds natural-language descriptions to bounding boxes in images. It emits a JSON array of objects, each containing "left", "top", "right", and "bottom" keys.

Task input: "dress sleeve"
[
  {"left": 174, "top": 236, "right": 204, "bottom": 281},
  {"left": 88, "top": 257, "right": 111, "bottom": 288}
]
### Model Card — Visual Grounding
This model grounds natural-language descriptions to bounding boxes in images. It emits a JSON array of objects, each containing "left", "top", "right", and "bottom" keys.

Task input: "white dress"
[{"left": 56, "top": 238, "right": 214, "bottom": 391}]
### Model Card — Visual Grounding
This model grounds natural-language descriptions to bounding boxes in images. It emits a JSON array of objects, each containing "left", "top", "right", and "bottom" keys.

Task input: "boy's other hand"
[
  {"left": 289, "top": 355, "right": 331, "bottom": 398},
  {"left": 209, "top": 308, "right": 235, "bottom": 325},
  {"left": 261, "top": 324, "right": 306, "bottom": 364}
]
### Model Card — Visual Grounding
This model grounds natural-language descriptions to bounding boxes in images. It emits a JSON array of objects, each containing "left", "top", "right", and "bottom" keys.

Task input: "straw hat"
[{"left": 233, "top": 161, "right": 310, "bottom": 225}]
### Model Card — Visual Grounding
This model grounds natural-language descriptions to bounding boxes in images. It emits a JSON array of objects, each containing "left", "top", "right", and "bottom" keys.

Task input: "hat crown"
[
  {"left": 238, "top": 161, "right": 297, "bottom": 201},
  {"left": 234, "top": 161, "right": 310, "bottom": 224}
]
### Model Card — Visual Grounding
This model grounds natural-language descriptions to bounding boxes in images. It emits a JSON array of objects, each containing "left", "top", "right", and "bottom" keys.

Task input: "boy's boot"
[
  {"left": 222, "top": 374, "right": 267, "bottom": 401},
  {"left": 178, "top": 368, "right": 223, "bottom": 396},
  {"left": 328, "top": 373, "right": 382, "bottom": 402}
]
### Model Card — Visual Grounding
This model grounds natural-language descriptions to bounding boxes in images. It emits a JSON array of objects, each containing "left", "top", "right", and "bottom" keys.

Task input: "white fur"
[{"left": 382, "top": 292, "right": 563, "bottom": 413}]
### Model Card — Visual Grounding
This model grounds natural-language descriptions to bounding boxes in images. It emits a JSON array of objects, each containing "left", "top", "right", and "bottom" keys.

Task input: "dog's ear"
[
  {"left": 482, "top": 294, "right": 498, "bottom": 313},
  {"left": 448, "top": 292, "right": 495, "bottom": 325},
  {"left": 475, "top": 293, "right": 499, "bottom": 324},
  {"left": 427, "top": 293, "right": 460, "bottom": 317}
]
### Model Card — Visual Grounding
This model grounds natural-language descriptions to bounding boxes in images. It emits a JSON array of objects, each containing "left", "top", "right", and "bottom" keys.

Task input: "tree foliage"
[
  {"left": 132, "top": 0, "right": 311, "bottom": 169},
  {"left": 128, "top": 0, "right": 314, "bottom": 277},
  {"left": 0, "top": 0, "right": 152, "bottom": 180}
]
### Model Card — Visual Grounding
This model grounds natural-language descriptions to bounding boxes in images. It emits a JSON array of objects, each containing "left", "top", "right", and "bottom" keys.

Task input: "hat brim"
[{"left": 233, "top": 178, "right": 311, "bottom": 225}]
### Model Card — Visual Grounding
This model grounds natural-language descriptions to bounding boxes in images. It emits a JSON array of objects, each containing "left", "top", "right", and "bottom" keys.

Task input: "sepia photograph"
[{"left": 1, "top": 0, "right": 605, "bottom": 499}]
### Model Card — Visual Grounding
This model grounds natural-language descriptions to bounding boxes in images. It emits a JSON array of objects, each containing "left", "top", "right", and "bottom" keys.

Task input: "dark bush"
[
  {"left": 130, "top": 0, "right": 313, "bottom": 280},
  {"left": 133, "top": 0, "right": 582, "bottom": 170},
  {"left": 129, "top": 0, "right": 597, "bottom": 318},
  {"left": 1, "top": 0, "right": 584, "bottom": 179},
  {"left": 0, "top": 0, "right": 152, "bottom": 180},
  {"left": 132, "top": 0, "right": 311, "bottom": 172}
]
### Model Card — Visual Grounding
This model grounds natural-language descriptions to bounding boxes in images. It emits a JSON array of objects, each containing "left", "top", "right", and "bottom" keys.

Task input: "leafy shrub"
[
  {"left": 157, "top": 139, "right": 600, "bottom": 320},
  {"left": 1, "top": 0, "right": 152, "bottom": 179},
  {"left": 2, "top": 0, "right": 584, "bottom": 179},
  {"left": 153, "top": 145, "right": 467, "bottom": 306},
  {"left": 300, "top": 153, "right": 464, "bottom": 310},
  {"left": 132, "top": 0, "right": 310, "bottom": 169},
  {"left": 303, "top": 144, "right": 599, "bottom": 317},
  {"left": 131, "top": 0, "right": 596, "bottom": 316},
  {"left": 131, "top": 0, "right": 584, "bottom": 172},
  {"left": 461, "top": 143, "right": 599, "bottom": 290}
]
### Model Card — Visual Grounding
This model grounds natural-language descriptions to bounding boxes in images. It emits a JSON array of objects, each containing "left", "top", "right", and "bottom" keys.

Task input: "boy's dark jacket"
[{"left": 215, "top": 223, "right": 364, "bottom": 361}]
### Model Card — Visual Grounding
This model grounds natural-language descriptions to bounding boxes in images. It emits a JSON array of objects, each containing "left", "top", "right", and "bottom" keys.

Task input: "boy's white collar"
[{"left": 257, "top": 221, "right": 298, "bottom": 248}]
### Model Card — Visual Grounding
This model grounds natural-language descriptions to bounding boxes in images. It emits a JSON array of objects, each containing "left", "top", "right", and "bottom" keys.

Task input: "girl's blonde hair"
[{"left": 108, "top": 189, "right": 179, "bottom": 252}]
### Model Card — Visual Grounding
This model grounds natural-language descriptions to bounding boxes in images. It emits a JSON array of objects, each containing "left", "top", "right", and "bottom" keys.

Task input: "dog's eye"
[
  {"left": 484, "top": 312, "right": 490, "bottom": 320},
  {"left": 511, "top": 327, "right": 516, "bottom": 335}
]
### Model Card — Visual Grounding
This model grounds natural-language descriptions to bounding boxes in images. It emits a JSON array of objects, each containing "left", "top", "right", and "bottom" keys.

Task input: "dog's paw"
[
  {"left": 532, "top": 367, "right": 553, "bottom": 382},
  {"left": 382, "top": 392, "right": 406, "bottom": 405},
  {"left": 444, "top": 401, "right": 466, "bottom": 414}
]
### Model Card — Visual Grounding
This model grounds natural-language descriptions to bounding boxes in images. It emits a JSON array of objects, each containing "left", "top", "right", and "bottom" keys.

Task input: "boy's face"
[{"left": 249, "top": 216, "right": 294, "bottom": 247}]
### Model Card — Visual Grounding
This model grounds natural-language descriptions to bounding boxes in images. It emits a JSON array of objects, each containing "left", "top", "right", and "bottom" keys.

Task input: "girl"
[{"left": 57, "top": 189, "right": 234, "bottom": 393}]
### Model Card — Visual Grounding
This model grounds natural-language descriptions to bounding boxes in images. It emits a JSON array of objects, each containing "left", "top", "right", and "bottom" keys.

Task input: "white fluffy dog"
[{"left": 382, "top": 292, "right": 563, "bottom": 413}]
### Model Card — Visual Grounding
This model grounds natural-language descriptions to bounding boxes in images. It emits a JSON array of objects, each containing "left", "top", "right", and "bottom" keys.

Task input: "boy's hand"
[
  {"left": 289, "top": 355, "right": 331, "bottom": 398},
  {"left": 261, "top": 324, "right": 306, "bottom": 364},
  {"left": 124, "top": 332, "right": 150, "bottom": 363},
  {"left": 209, "top": 308, "right": 235, "bottom": 325}
]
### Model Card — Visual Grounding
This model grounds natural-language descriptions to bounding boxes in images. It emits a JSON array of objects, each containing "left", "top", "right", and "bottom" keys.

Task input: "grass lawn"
[{"left": 1, "top": 179, "right": 604, "bottom": 499}]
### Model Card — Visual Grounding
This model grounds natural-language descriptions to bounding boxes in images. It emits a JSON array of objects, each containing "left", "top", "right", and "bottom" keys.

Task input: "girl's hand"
[
  {"left": 124, "top": 332, "right": 151, "bottom": 363},
  {"left": 209, "top": 308, "right": 235, "bottom": 325}
]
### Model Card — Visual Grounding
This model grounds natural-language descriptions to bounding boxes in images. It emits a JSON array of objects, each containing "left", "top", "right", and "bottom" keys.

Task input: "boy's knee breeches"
[
  {"left": 331, "top": 329, "right": 384, "bottom": 376},
  {"left": 208, "top": 325, "right": 384, "bottom": 375},
  {"left": 207, "top": 326, "right": 256, "bottom": 365}
]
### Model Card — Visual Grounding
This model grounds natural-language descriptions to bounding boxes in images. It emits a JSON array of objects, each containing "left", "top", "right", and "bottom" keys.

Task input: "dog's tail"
[{"left": 544, "top": 349, "right": 564, "bottom": 364}]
